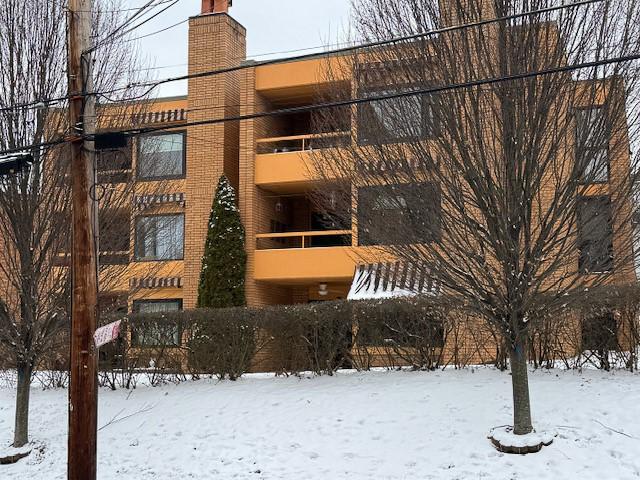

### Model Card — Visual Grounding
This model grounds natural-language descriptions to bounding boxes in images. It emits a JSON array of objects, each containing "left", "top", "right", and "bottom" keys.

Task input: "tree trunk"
[
  {"left": 509, "top": 338, "right": 533, "bottom": 435},
  {"left": 13, "top": 362, "right": 33, "bottom": 447}
]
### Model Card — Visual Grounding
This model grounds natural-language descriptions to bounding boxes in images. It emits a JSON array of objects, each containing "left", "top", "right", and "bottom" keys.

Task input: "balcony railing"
[
  {"left": 256, "top": 229, "right": 352, "bottom": 250},
  {"left": 256, "top": 132, "right": 350, "bottom": 155}
]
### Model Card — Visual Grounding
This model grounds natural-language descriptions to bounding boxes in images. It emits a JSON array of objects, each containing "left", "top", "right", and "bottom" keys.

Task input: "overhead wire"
[
  {"left": 0, "top": 0, "right": 181, "bottom": 112},
  {"left": 92, "top": 0, "right": 159, "bottom": 46},
  {"left": 88, "top": 0, "right": 181, "bottom": 52},
  {"left": 110, "top": 0, "right": 183, "bottom": 41},
  {"left": 123, "top": 17, "right": 189, "bottom": 42},
  {"left": 128, "top": 40, "right": 364, "bottom": 73},
  {"left": 2, "top": 48, "right": 638, "bottom": 158},
  {"left": 110, "top": 51, "right": 640, "bottom": 137},
  {"left": 91, "top": 0, "right": 608, "bottom": 101},
  {"left": 0, "top": 0, "right": 606, "bottom": 113},
  {"left": 47, "top": 0, "right": 178, "bottom": 12}
]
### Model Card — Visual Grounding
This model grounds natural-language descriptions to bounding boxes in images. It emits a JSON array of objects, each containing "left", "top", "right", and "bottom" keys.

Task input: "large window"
[
  {"left": 131, "top": 299, "right": 182, "bottom": 347},
  {"left": 358, "top": 90, "right": 439, "bottom": 145},
  {"left": 135, "top": 214, "right": 184, "bottom": 261},
  {"left": 357, "top": 62, "right": 440, "bottom": 145},
  {"left": 358, "top": 183, "right": 441, "bottom": 246},
  {"left": 575, "top": 107, "right": 609, "bottom": 183},
  {"left": 99, "top": 208, "right": 130, "bottom": 265},
  {"left": 97, "top": 138, "right": 132, "bottom": 183},
  {"left": 577, "top": 196, "right": 613, "bottom": 273},
  {"left": 137, "top": 132, "right": 185, "bottom": 179},
  {"left": 582, "top": 311, "right": 618, "bottom": 352}
]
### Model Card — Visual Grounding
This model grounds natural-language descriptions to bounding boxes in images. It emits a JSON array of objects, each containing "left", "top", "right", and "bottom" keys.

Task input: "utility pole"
[{"left": 67, "top": 1, "right": 99, "bottom": 479}]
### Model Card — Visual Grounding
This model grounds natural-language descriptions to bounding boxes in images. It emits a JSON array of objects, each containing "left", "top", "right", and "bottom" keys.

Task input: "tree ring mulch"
[
  {"left": 488, "top": 426, "right": 555, "bottom": 454},
  {"left": 0, "top": 447, "right": 31, "bottom": 465}
]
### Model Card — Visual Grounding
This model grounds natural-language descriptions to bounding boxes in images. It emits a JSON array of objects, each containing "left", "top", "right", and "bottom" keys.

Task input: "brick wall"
[{"left": 183, "top": 13, "right": 247, "bottom": 309}]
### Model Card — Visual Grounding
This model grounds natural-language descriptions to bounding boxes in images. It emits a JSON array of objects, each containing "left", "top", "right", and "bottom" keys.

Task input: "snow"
[
  {"left": 347, "top": 262, "right": 438, "bottom": 300},
  {"left": 0, "top": 444, "right": 32, "bottom": 459},
  {"left": 1, "top": 368, "right": 640, "bottom": 479},
  {"left": 489, "top": 426, "right": 555, "bottom": 449}
]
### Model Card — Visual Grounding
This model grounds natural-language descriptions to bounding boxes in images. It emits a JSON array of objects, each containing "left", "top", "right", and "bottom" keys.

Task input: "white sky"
[{"left": 125, "top": 0, "right": 352, "bottom": 97}]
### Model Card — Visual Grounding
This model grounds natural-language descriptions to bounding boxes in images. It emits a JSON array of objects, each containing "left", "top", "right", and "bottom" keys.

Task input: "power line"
[
  {"left": 15, "top": 48, "right": 639, "bottom": 157},
  {"left": 95, "top": 0, "right": 607, "bottom": 99},
  {"left": 0, "top": 0, "right": 181, "bottom": 112},
  {"left": 124, "top": 17, "right": 189, "bottom": 42},
  {"left": 47, "top": 0, "right": 178, "bottom": 12},
  {"left": 0, "top": 0, "right": 605, "bottom": 113},
  {"left": 89, "top": 0, "right": 180, "bottom": 52},
  {"left": 113, "top": 0, "right": 183, "bottom": 41},
  {"left": 94, "top": 0, "right": 158, "bottom": 44},
  {"left": 129, "top": 40, "right": 364, "bottom": 72},
  {"left": 0, "top": 97, "right": 67, "bottom": 113},
  {"left": 0, "top": 138, "right": 69, "bottom": 157},
  {"left": 2, "top": 51, "right": 638, "bottom": 157},
  {"left": 106, "top": 51, "right": 640, "bottom": 140}
]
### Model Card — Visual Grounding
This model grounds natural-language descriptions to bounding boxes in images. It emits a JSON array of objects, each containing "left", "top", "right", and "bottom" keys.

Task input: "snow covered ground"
[{"left": 1, "top": 368, "right": 639, "bottom": 479}]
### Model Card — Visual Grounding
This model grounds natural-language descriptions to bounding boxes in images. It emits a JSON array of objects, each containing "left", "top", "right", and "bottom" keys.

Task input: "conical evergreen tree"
[{"left": 197, "top": 174, "right": 246, "bottom": 308}]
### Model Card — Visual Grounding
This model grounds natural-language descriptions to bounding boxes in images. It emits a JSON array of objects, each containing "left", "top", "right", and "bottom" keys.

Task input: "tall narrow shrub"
[{"left": 197, "top": 175, "right": 246, "bottom": 308}]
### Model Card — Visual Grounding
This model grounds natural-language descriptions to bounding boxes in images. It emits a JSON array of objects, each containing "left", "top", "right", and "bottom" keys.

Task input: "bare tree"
[
  {"left": 0, "top": 0, "right": 172, "bottom": 447},
  {"left": 312, "top": 0, "right": 640, "bottom": 438}
]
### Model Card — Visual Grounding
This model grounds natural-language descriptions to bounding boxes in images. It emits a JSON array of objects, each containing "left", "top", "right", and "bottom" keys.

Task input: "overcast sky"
[{"left": 125, "top": 0, "right": 352, "bottom": 97}]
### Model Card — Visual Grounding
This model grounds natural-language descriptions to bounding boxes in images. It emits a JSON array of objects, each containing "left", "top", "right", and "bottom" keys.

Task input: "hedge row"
[
  {"left": 95, "top": 297, "right": 458, "bottom": 387},
  {"left": 19, "top": 291, "right": 638, "bottom": 390},
  {"left": 91, "top": 293, "right": 640, "bottom": 389}
]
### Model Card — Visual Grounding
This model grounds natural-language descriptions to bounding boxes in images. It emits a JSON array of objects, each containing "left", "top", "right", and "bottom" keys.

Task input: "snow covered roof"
[{"left": 347, "top": 261, "right": 439, "bottom": 300}]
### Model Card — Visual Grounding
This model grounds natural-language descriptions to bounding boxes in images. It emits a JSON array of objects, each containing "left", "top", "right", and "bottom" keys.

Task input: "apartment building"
[
  {"left": 101, "top": 1, "right": 355, "bottom": 317},
  {"left": 97, "top": 0, "right": 635, "bottom": 349}
]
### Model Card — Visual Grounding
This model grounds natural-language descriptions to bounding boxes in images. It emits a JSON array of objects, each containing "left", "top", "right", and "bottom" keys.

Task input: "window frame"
[
  {"left": 577, "top": 195, "right": 614, "bottom": 274},
  {"left": 357, "top": 182, "right": 441, "bottom": 247},
  {"left": 581, "top": 310, "right": 618, "bottom": 352},
  {"left": 131, "top": 299, "right": 183, "bottom": 348},
  {"left": 136, "top": 130, "right": 187, "bottom": 181},
  {"left": 574, "top": 106, "right": 610, "bottom": 185},
  {"left": 99, "top": 207, "right": 131, "bottom": 257},
  {"left": 96, "top": 136, "right": 133, "bottom": 184},
  {"left": 134, "top": 213, "right": 185, "bottom": 262},
  {"left": 355, "top": 61, "right": 440, "bottom": 146}
]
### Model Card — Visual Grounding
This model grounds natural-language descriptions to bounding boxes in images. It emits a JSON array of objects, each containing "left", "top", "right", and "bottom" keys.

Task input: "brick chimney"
[
  {"left": 201, "top": 0, "right": 232, "bottom": 14},
  {"left": 186, "top": 0, "right": 245, "bottom": 309}
]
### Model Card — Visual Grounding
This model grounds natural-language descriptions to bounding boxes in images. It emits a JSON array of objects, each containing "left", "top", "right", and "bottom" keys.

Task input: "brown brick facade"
[
  {"left": 183, "top": 12, "right": 246, "bottom": 309},
  {"left": 93, "top": 7, "right": 636, "bottom": 372}
]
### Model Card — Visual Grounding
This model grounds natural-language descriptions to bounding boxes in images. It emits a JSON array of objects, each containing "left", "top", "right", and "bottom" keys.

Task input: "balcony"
[
  {"left": 255, "top": 132, "right": 349, "bottom": 191},
  {"left": 254, "top": 230, "right": 356, "bottom": 283},
  {"left": 257, "top": 131, "right": 350, "bottom": 155},
  {"left": 257, "top": 229, "right": 351, "bottom": 250}
]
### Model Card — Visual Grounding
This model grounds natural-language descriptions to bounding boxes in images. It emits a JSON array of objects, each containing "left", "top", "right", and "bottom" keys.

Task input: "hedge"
[{"left": 21, "top": 291, "right": 640, "bottom": 390}]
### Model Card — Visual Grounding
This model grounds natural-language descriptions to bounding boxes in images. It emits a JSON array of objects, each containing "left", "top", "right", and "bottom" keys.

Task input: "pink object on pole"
[{"left": 93, "top": 320, "right": 122, "bottom": 348}]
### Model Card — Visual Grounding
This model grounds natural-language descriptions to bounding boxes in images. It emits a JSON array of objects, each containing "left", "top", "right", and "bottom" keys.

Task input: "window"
[
  {"left": 359, "top": 320, "right": 445, "bottom": 348},
  {"left": 582, "top": 311, "right": 618, "bottom": 352},
  {"left": 99, "top": 294, "right": 128, "bottom": 318},
  {"left": 358, "top": 183, "right": 441, "bottom": 246},
  {"left": 131, "top": 300, "right": 182, "bottom": 347},
  {"left": 137, "top": 132, "right": 185, "bottom": 179},
  {"left": 99, "top": 209, "right": 130, "bottom": 265},
  {"left": 575, "top": 107, "right": 609, "bottom": 183},
  {"left": 97, "top": 139, "right": 132, "bottom": 171},
  {"left": 357, "top": 62, "right": 439, "bottom": 145},
  {"left": 358, "top": 90, "right": 439, "bottom": 145},
  {"left": 577, "top": 196, "right": 613, "bottom": 273},
  {"left": 135, "top": 214, "right": 184, "bottom": 261}
]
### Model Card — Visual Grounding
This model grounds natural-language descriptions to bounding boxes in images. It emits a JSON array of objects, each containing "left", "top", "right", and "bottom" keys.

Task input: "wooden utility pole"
[{"left": 67, "top": 1, "right": 99, "bottom": 479}]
